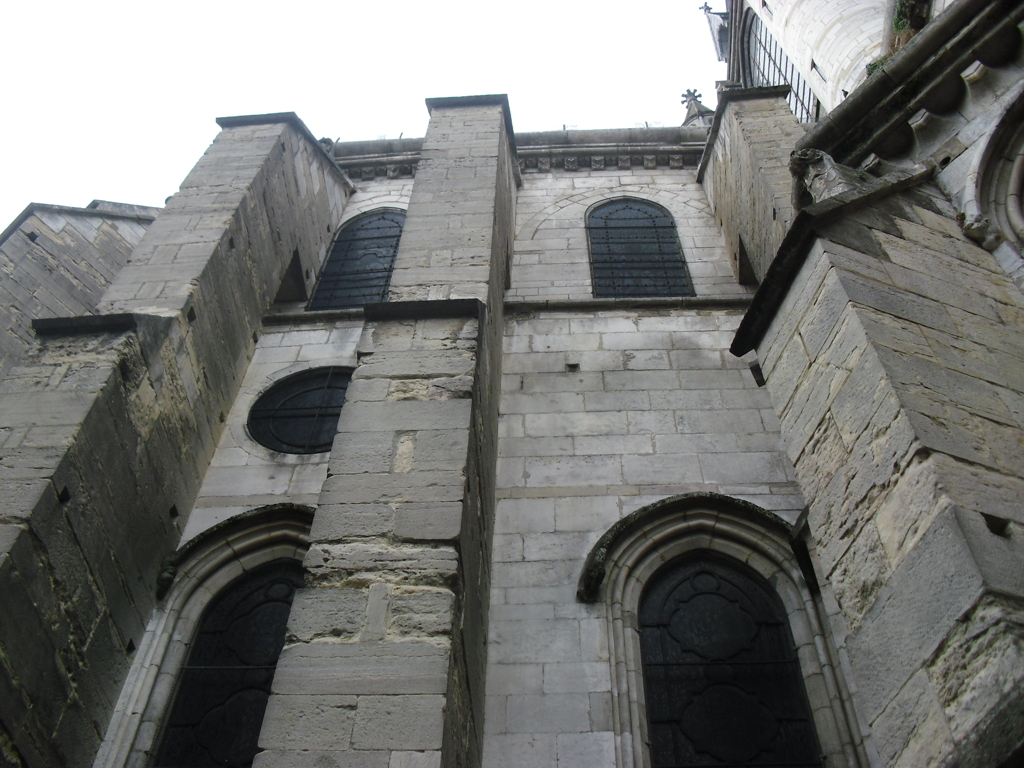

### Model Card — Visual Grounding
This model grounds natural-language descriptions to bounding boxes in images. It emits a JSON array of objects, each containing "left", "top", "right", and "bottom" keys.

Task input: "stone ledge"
[
  {"left": 504, "top": 296, "right": 751, "bottom": 314},
  {"left": 364, "top": 299, "right": 485, "bottom": 322},
  {"left": 32, "top": 314, "right": 137, "bottom": 336}
]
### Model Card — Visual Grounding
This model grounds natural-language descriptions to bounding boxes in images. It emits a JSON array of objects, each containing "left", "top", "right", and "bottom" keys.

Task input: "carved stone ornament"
[{"left": 789, "top": 148, "right": 870, "bottom": 210}]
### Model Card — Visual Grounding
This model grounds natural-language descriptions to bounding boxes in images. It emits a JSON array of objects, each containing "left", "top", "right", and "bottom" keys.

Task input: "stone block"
[
  {"left": 310, "top": 504, "right": 395, "bottom": 539},
  {"left": 488, "top": 620, "right": 582, "bottom": 664},
  {"left": 523, "top": 456, "right": 622, "bottom": 487},
  {"left": 274, "top": 642, "right": 450, "bottom": 696},
  {"left": 482, "top": 733, "right": 556, "bottom": 768},
  {"left": 253, "top": 750, "right": 388, "bottom": 768},
  {"left": 845, "top": 510, "right": 985, "bottom": 722},
  {"left": 555, "top": 732, "right": 616, "bottom": 768},
  {"left": 351, "top": 695, "right": 445, "bottom": 750},
  {"left": 389, "top": 752, "right": 441, "bottom": 768},
  {"left": 259, "top": 694, "right": 357, "bottom": 749},
  {"left": 394, "top": 502, "right": 463, "bottom": 541},
  {"left": 287, "top": 588, "right": 368, "bottom": 642},
  {"left": 504, "top": 693, "right": 591, "bottom": 733},
  {"left": 388, "top": 588, "right": 454, "bottom": 637}
]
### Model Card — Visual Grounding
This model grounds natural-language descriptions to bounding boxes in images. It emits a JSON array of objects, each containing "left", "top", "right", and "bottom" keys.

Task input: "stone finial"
[
  {"left": 682, "top": 90, "right": 714, "bottom": 127},
  {"left": 682, "top": 89, "right": 703, "bottom": 106}
]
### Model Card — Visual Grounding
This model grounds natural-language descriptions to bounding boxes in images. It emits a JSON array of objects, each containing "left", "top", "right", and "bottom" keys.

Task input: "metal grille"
[
  {"left": 152, "top": 559, "right": 303, "bottom": 768},
  {"left": 640, "top": 554, "right": 823, "bottom": 767},
  {"left": 307, "top": 209, "right": 404, "bottom": 310},
  {"left": 247, "top": 367, "right": 350, "bottom": 454},
  {"left": 588, "top": 199, "right": 694, "bottom": 298},
  {"left": 743, "top": 11, "right": 822, "bottom": 123}
]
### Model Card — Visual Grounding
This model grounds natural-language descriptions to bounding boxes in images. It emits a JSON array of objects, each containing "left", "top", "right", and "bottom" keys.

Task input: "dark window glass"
[
  {"left": 247, "top": 367, "right": 350, "bottom": 454},
  {"left": 308, "top": 209, "right": 404, "bottom": 310},
  {"left": 640, "top": 553, "right": 823, "bottom": 767},
  {"left": 152, "top": 559, "right": 303, "bottom": 768},
  {"left": 743, "top": 10, "right": 822, "bottom": 123},
  {"left": 588, "top": 200, "right": 694, "bottom": 298}
]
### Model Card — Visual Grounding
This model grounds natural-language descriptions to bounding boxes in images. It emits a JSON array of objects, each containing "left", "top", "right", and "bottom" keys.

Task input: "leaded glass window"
[
  {"left": 151, "top": 559, "right": 303, "bottom": 768},
  {"left": 247, "top": 367, "right": 351, "bottom": 454},
  {"left": 588, "top": 199, "right": 694, "bottom": 298},
  {"left": 743, "top": 10, "right": 822, "bottom": 123},
  {"left": 308, "top": 209, "right": 404, "bottom": 310},
  {"left": 640, "top": 553, "right": 823, "bottom": 767}
]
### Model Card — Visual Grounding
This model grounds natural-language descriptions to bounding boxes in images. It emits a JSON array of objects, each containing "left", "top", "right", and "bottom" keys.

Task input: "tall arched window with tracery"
[
  {"left": 640, "top": 552, "right": 823, "bottom": 767},
  {"left": 576, "top": 493, "right": 869, "bottom": 768},
  {"left": 308, "top": 209, "right": 405, "bottom": 310},
  {"left": 587, "top": 199, "right": 694, "bottom": 298},
  {"left": 151, "top": 559, "right": 302, "bottom": 767}
]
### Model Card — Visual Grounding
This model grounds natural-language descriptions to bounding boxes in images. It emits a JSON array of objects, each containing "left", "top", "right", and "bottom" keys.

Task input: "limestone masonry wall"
[
  {"left": 756, "top": 181, "right": 1024, "bottom": 766},
  {"left": 0, "top": 117, "right": 349, "bottom": 768}
]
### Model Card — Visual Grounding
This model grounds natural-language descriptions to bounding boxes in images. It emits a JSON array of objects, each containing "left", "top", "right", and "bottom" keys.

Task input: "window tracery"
[{"left": 577, "top": 493, "right": 867, "bottom": 768}]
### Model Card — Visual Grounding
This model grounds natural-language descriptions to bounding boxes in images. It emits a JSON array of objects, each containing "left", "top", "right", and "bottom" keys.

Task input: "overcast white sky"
[{"left": 0, "top": 0, "right": 726, "bottom": 228}]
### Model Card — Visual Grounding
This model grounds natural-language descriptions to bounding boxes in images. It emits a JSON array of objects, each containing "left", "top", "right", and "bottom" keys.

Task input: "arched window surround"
[
  {"left": 586, "top": 197, "right": 695, "bottom": 300},
  {"left": 92, "top": 505, "right": 313, "bottom": 768},
  {"left": 577, "top": 493, "right": 868, "bottom": 768}
]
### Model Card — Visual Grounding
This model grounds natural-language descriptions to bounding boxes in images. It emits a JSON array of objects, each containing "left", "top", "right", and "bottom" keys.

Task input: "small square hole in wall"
[
  {"left": 187, "top": 307, "right": 197, "bottom": 323},
  {"left": 169, "top": 505, "right": 179, "bottom": 519},
  {"left": 566, "top": 363, "right": 580, "bottom": 372},
  {"left": 26, "top": 231, "right": 38, "bottom": 242},
  {"left": 982, "top": 513, "right": 1011, "bottom": 537}
]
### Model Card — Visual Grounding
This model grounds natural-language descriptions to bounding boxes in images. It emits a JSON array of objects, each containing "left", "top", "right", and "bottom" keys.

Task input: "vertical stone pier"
[
  {"left": 260, "top": 96, "right": 516, "bottom": 768},
  {"left": 732, "top": 182, "right": 1024, "bottom": 765}
]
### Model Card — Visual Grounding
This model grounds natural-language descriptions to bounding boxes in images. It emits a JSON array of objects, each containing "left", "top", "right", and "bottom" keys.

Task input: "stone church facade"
[{"left": 1, "top": 0, "right": 1023, "bottom": 767}]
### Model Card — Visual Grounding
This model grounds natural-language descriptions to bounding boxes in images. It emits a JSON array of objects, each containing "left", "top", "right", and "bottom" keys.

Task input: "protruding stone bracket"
[{"left": 789, "top": 149, "right": 875, "bottom": 210}]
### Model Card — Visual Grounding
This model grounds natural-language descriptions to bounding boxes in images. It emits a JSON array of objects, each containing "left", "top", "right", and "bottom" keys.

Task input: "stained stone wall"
[
  {"left": 0, "top": 114, "right": 350, "bottom": 768},
  {"left": 0, "top": 203, "right": 157, "bottom": 379},
  {"left": 751, "top": 182, "right": 1024, "bottom": 766},
  {"left": 700, "top": 90, "right": 806, "bottom": 285}
]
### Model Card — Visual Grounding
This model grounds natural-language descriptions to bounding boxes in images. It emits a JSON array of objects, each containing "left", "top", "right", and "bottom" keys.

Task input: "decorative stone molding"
[
  {"left": 518, "top": 149, "right": 699, "bottom": 174},
  {"left": 92, "top": 506, "right": 313, "bottom": 768},
  {"left": 578, "top": 493, "right": 867, "bottom": 768}
]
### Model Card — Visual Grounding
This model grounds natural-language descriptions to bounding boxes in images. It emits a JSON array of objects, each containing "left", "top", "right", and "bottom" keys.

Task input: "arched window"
[
  {"left": 640, "top": 553, "right": 822, "bottom": 767},
  {"left": 308, "top": 209, "right": 405, "bottom": 310},
  {"left": 247, "top": 367, "right": 351, "bottom": 455},
  {"left": 151, "top": 559, "right": 303, "bottom": 768},
  {"left": 587, "top": 199, "right": 694, "bottom": 298},
  {"left": 93, "top": 506, "right": 313, "bottom": 768},
  {"left": 742, "top": 10, "right": 822, "bottom": 123},
  {"left": 577, "top": 493, "right": 868, "bottom": 768}
]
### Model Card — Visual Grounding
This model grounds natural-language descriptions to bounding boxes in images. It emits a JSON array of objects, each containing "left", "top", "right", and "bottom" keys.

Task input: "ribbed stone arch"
[
  {"left": 577, "top": 492, "right": 867, "bottom": 768},
  {"left": 92, "top": 505, "right": 314, "bottom": 768}
]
